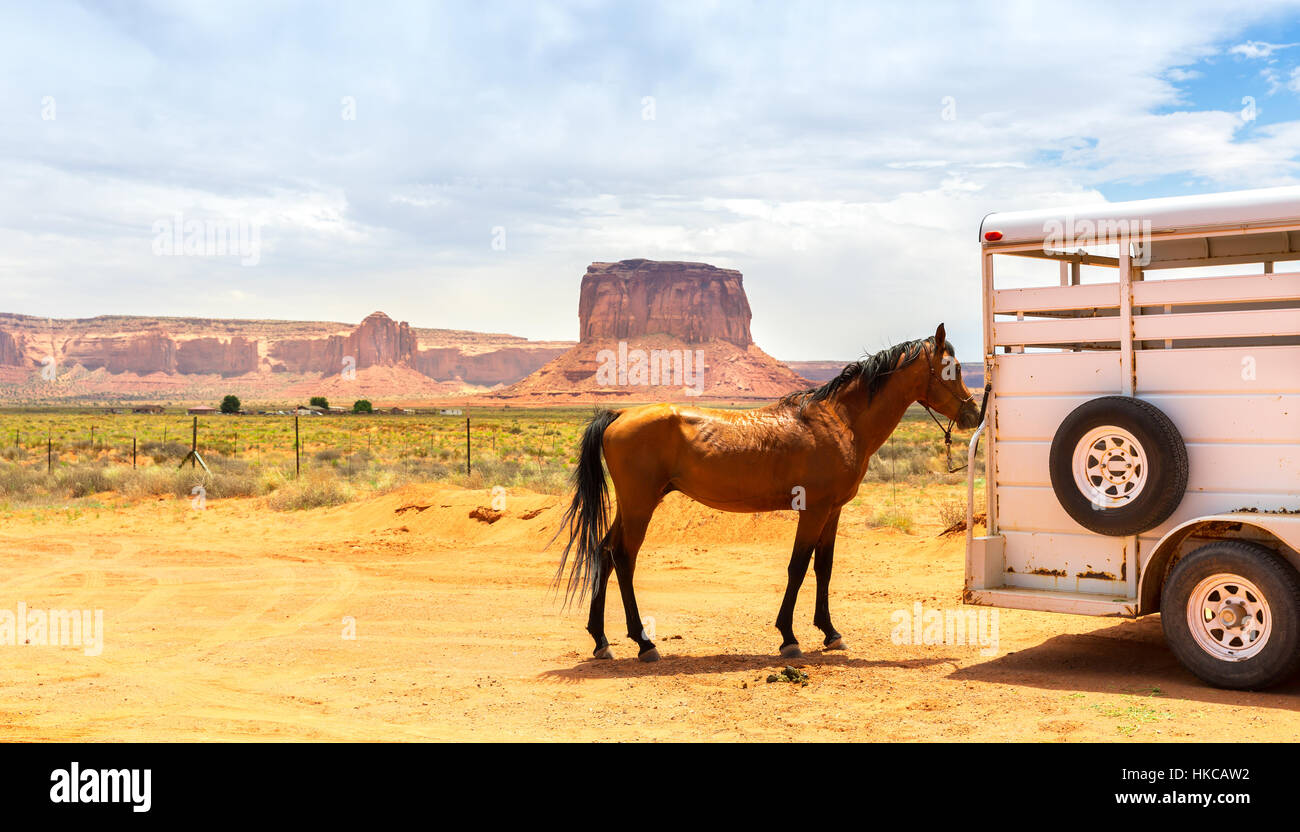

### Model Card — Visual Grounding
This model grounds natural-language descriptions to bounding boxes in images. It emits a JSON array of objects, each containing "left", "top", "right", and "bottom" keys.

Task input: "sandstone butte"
[
  {"left": 492, "top": 259, "right": 812, "bottom": 403},
  {"left": 0, "top": 311, "right": 572, "bottom": 405}
]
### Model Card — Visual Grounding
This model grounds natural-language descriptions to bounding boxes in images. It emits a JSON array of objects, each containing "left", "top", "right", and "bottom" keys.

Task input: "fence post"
[
  {"left": 295, "top": 415, "right": 300, "bottom": 478},
  {"left": 465, "top": 417, "right": 471, "bottom": 475},
  {"left": 191, "top": 416, "right": 198, "bottom": 468},
  {"left": 47, "top": 427, "right": 52, "bottom": 474},
  {"left": 133, "top": 434, "right": 137, "bottom": 469}
]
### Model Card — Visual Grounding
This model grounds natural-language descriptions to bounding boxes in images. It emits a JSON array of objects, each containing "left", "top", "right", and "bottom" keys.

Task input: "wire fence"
[{"left": 0, "top": 411, "right": 578, "bottom": 478}]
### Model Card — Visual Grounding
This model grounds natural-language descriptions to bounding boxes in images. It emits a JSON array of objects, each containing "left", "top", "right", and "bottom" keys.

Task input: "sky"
[{"left": 2, "top": 0, "right": 1300, "bottom": 361}]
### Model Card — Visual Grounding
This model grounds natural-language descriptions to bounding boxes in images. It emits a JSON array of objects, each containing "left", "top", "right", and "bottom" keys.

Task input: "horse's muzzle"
[{"left": 957, "top": 401, "right": 982, "bottom": 430}]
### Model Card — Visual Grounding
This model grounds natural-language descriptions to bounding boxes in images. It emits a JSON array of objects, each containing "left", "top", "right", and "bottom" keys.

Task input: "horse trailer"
[{"left": 964, "top": 186, "right": 1300, "bottom": 689}]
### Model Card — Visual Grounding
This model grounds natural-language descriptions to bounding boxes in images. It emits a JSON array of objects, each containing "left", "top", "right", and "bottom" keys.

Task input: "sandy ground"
[{"left": 0, "top": 484, "right": 1297, "bottom": 742}]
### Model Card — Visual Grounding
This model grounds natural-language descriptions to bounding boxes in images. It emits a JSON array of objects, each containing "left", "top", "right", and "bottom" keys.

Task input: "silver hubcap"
[
  {"left": 1187, "top": 573, "right": 1272, "bottom": 661},
  {"left": 1072, "top": 426, "right": 1147, "bottom": 509}
]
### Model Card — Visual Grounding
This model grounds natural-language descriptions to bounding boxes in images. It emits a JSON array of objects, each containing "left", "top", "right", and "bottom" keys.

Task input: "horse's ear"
[{"left": 934, "top": 323, "right": 946, "bottom": 354}]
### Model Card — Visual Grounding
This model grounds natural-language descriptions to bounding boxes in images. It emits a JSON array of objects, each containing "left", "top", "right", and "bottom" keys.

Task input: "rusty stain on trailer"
[{"left": 1077, "top": 570, "right": 1117, "bottom": 581}]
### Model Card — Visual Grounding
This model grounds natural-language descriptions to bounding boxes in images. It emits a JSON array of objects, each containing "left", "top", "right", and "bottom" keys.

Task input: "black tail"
[{"left": 552, "top": 408, "right": 620, "bottom": 607}]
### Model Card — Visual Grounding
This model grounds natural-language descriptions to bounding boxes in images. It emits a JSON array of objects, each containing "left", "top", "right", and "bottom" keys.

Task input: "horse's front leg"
[
  {"left": 775, "top": 508, "right": 832, "bottom": 658},
  {"left": 813, "top": 508, "right": 846, "bottom": 650}
]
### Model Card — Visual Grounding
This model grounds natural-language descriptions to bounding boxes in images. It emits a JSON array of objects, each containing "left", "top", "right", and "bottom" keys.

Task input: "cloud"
[
  {"left": 2, "top": 0, "right": 1300, "bottom": 361},
  {"left": 1229, "top": 40, "right": 1299, "bottom": 59}
]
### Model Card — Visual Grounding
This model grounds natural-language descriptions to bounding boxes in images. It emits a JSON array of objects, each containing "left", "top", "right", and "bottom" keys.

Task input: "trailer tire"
[
  {"left": 1048, "top": 396, "right": 1187, "bottom": 536},
  {"left": 1161, "top": 541, "right": 1300, "bottom": 690}
]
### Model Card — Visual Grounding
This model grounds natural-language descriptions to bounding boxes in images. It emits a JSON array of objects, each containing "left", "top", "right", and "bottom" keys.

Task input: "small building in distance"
[
  {"left": 439, "top": 408, "right": 464, "bottom": 416},
  {"left": 132, "top": 405, "right": 166, "bottom": 414},
  {"left": 187, "top": 405, "right": 219, "bottom": 415}
]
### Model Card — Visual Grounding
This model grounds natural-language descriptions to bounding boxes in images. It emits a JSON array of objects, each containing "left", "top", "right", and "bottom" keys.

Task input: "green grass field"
[{"left": 0, "top": 405, "right": 985, "bottom": 520}]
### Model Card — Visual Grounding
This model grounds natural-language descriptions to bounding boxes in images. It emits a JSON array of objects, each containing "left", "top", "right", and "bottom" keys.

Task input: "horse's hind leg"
[
  {"left": 775, "top": 507, "right": 832, "bottom": 658},
  {"left": 813, "top": 508, "right": 846, "bottom": 650},
  {"left": 610, "top": 510, "right": 658, "bottom": 661},
  {"left": 586, "top": 514, "right": 621, "bottom": 659}
]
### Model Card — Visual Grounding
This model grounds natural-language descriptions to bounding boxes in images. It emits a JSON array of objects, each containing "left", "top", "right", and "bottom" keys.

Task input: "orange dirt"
[{"left": 0, "top": 485, "right": 1296, "bottom": 741}]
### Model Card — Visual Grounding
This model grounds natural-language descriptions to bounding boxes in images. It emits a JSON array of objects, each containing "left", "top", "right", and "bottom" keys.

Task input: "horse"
[{"left": 555, "top": 323, "right": 982, "bottom": 662}]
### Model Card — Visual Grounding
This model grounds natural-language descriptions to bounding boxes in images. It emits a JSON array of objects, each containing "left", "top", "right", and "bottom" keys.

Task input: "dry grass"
[{"left": 0, "top": 405, "right": 984, "bottom": 512}]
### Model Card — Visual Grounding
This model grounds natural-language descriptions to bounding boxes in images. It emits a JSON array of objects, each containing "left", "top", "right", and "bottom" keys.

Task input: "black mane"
[{"left": 778, "top": 336, "right": 953, "bottom": 409}]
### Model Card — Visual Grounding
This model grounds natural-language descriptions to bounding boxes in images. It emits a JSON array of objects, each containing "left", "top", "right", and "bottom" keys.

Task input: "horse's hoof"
[
  {"left": 824, "top": 637, "right": 846, "bottom": 651},
  {"left": 593, "top": 646, "right": 613, "bottom": 660},
  {"left": 638, "top": 647, "right": 660, "bottom": 663},
  {"left": 780, "top": 644, "right": 802, "bottom": 658}
]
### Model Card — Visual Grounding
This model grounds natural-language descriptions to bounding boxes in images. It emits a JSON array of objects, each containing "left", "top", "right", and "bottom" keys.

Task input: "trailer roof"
[{"left": 980, "top": 186, "right": 1300, "bottom": 246}]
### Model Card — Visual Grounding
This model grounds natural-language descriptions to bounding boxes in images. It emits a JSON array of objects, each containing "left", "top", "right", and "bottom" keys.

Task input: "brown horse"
[{"left": 556, "top": 323, "right": 982, "bottom": 662}]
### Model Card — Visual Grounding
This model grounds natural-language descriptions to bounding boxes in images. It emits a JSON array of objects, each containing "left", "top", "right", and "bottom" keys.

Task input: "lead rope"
[{"left": 923, "top": 382, "right": 992, "bottom": 474}]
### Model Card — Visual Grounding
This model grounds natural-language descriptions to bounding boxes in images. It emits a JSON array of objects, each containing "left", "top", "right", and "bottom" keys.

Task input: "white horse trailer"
[{"left": 965, "top": 186, "right": 1300, "bottom": 689}]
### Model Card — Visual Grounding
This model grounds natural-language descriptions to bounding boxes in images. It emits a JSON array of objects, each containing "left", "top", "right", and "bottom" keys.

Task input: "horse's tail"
[{"left": 552, "top": 408, "right": 621, "bottom": 607}]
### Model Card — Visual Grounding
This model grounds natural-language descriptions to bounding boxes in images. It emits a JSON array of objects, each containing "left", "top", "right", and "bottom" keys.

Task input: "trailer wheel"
[
  {"left": 1161, "top": 541, "right": 1300, "bottom": 690},
  {"left": 1048, "top": 396, "right": 1187, "bottom": 536}
]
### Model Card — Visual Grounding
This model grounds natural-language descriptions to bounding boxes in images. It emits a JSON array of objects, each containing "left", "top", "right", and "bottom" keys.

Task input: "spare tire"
[{"left": 1048, "top": 396, "right": 1188, "bottom": 536}]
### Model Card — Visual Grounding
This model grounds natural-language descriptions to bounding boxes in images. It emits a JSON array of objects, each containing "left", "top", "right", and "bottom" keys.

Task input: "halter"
[{"left": 919, "top": 353, "right": 991, "bottom": 473}]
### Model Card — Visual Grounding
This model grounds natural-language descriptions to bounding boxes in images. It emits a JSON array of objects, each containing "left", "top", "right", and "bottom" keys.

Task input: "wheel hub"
[
  {"left": 1187, "top": 574, "right": 1271, "bottom": 661},
  {"left": 1218, "top": 602, "right": 1248, "bottom": 629},
  {"left": 1072, "top": 426, "right": 1148, "bottom": 509}
]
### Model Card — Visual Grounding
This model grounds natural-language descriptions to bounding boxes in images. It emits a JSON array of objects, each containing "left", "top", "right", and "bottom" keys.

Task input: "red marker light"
[{"left": 984, "top": 230, "right": 1003, "bottom": 242}]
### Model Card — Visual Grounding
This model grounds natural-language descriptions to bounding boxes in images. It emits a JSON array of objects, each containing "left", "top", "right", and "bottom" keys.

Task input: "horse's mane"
[{"left": 777, "top": 336, "right": 953, "bottom": 410}]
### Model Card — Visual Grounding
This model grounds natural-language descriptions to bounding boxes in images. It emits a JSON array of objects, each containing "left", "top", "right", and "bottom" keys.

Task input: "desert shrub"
[
  {"left": 54, "top": 466, "right": 114, "bottom": 498},
  {"left": 400, "top": 459, "right": 450, "bottom": 480},
  {"left": 267, "top": 470, "right": 352, "bottom": 511},
  {"left": 203, "top": 468, "right": 263, "bottom": 499},
  {"left": 871, "top": 507, "right": 914, "bottom": 534},
  {"left": 115, "top": 467, "right": 186, "bottom": 499},
  {"left": 938, "top": 499, "right": 966, "bottom": 528},
  {"left": 0, "top": 464, "right": 49, "bottom": 500},
  {"left": 142, "top": 441, "right": 191, "bottom": 463}
]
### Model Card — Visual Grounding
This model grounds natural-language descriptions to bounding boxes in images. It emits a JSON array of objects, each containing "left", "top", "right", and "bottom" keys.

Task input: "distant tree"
[
  {"left": 310, "top": 396, "right": 329, "bottom": 410},
  {"left": 353, "top": 399, "right": 373, "bottom": 413},
  {"left": 220, "top": 394, "right": 241, "bottom": 414}
]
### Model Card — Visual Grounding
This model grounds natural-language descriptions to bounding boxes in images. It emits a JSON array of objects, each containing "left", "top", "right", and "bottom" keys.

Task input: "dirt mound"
[
  {"left": 328, "top": 484, "right": 808, "bottom": 549},
  {"left": 493, "top": 336, "right": 809, "bottom": 402}
]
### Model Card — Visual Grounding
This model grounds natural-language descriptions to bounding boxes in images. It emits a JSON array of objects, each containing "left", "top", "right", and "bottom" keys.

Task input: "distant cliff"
[
  {"left": 578, "top": 260, "right": 753, "bottom": 346},
  {"left": 0, "top": 311, "right": 572, "bottom": 403}
]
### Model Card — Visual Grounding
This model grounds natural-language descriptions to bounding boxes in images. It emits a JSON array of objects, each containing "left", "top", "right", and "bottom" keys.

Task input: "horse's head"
[{"left": 918, "top": 323, "right": 982, "bottom": 430}]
